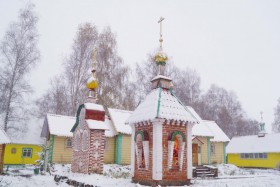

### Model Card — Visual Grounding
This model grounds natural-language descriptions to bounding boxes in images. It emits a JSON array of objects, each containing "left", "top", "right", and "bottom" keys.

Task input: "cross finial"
[
  {"left": 260, "top": 111, "right": 263, "bottom": 121},
  {"left": 158, "top": 17, "right": 165, "bottom": 50}
]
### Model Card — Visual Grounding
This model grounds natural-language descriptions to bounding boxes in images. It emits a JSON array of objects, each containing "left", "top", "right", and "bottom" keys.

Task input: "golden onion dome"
[
  {"left": 154, "top": 50, "right": 168, "bottom": 65},
  {"left": 86, "top": 76, "right": 99, "bottom": 90}
]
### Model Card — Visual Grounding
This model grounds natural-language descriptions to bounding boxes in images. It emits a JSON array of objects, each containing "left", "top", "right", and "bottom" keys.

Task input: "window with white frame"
[
  {"left": 82, "top": 130, "right": 89, "bottom": 151},
  {"left": 240, "top": 152, "right": 268, "bottom": 159},
  {"left": 22, "top": 148, "right": 32, "bottom": 158},
  {"left": 66, "top": 138, "right": 72, "bottom": 148}
]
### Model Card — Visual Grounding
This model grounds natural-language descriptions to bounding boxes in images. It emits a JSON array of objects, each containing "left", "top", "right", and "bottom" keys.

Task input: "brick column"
[{"left": 130, "top": 125, "right": 135, "bottom": 177}]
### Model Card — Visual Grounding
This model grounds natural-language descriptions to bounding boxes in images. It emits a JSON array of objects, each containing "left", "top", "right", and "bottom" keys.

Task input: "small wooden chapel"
[{"left": 126, "top": 17, "right": 199, "bottom": 186}]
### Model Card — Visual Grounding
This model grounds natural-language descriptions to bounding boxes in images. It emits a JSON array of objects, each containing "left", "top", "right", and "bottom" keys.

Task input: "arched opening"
[
  {"left": 136, "top": 133, "right": 145, "bottom": 168},
  {"left": 168, "top": 131, "right": 185, "bottom": 170}
]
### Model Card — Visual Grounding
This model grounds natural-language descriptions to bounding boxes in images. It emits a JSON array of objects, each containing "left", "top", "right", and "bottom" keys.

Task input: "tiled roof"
[{"left": 126, "top": 88, "right": 199, "bottom": 124}]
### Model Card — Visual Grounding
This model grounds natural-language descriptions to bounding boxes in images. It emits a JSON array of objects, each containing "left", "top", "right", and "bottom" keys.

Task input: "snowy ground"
[{"left": 0, "top": 164, "right": 279, "bottom": 187}]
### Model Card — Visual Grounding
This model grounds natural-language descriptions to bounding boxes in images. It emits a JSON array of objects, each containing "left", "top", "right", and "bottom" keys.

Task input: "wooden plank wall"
[
  {"left": 121, "top": 134, "right": 131, "bottom": 165},
  {"left": 52, "top": 136, "right": 73, "bottom": 164},
  {"left": 104, "top": 137, "right": 115, "bottom": 163}
]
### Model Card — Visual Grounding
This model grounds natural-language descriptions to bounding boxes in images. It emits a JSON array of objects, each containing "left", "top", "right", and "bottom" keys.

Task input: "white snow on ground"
[{"left": 0, "top": 164, "right": 280, "bottom": 187}]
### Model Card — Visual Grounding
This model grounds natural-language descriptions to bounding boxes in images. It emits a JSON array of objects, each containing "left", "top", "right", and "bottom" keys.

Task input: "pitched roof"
[
  {"left": 226, "top": 133, "right": 280, "bottom": 153},
  {"left": 187, "top": 106, "right": 229, "bottom": 142},
  {"left": 203, "top": 120, "right": 230, "bottom": 142},
  {"left": 10, "top": 118, "right": 45, "bottom": 145},
  {"left": 42, "top": 113, "right": 115, "bottom": 138},
  {"left": 126, "top": 88, "right": 199, "bottom": 124},
  {"left": 0, "top": 129, "right": 11, "bottom": 144},
  {"left": 108, "top": 108, "right": 132, "bottom": 135}
]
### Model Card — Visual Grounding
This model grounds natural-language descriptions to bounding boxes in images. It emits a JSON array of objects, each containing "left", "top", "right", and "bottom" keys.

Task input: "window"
[
  {"left": 240, "top": 153, "right": 244, "bottom": 158},
  {"left": 254, "top": 153, "right": 259, "bottom": 159},
  {"left": 66, "top": 138, "right": 72, "bottom": 148},
  {"left": 263, "top": 153, "right": 268, "bottom": 158},
  {"left": 74, "top": 132, "right": 81, "bottom": 151},
  {"left": 249, "top": 153, "right": 253, "bottom": 158},
  {"left": 82, "top": 130, "right": 88, "bottom": 151},
  {"left": 22, "top": 148, "right": 32, "bottom": 158},
  {"left": 259, "top": 153, "right": 263, "bottom": 158},
  {"left": 211, "top": 143, "right": 215, "bottom": 155},
  {"left": 11, "top": 148, "right": 16, "bottom": 154},
  {"left": 240, "top": 153, "right": 267, "bottom": 159}
]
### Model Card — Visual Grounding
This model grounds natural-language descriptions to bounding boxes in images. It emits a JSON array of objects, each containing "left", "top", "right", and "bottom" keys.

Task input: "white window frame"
[{"left": 66, "top": 138, "right": 72, "bottom": 148}]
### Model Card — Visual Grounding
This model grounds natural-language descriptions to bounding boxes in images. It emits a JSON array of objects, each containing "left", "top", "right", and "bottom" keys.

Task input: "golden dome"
[
  {"left": 86, "top": 76, "right": 99, "bottom": 90},
  {"left": 154, "top": 50, "right": 168, "bottom": 65}
]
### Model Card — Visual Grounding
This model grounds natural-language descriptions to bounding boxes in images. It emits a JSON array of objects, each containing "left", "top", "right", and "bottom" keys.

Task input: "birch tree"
[
  {"left": 0, "top": 4, "right": 40, "bottom": 132},
  {"left": 272, "top": 98, "right": 280, "bottom": 133}
]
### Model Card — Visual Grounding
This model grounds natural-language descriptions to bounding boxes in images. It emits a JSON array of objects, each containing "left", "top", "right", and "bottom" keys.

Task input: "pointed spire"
[
  {"left": 86, "top": 48, "right": 99, "bottom": 103},
  {"left": 154, "top": 17, "right": 168, "bottom": 75},
  {"left": 151, "top": 17, "right": 173, "bottom": 90},
  {"left": 258, "top": 111, "right": 266, "bottom": 137}
]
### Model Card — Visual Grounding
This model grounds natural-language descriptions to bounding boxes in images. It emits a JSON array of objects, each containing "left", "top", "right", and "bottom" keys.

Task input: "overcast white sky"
[{"left": 0, "top": 0, "right": 279, "bottom": 132}]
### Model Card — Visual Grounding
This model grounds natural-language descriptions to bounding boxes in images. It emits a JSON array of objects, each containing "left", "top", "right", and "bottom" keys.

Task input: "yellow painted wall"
[
  {"left": 199, "top": 137, "right": 209, "bottom": 165},
  {"left": 210, "top": 142, "right": 224, "bottom": 164},
  {"left": 4, "top": 144, "right": 42, "bottom": 165},
  {"left": 121, "top": 134, "right": 131, "bottom": 165},
  {"left": 228, "top": 153, "right": 280, "bottom": 169},
  {"left": 104, "top": 137, "right": 115, "bottom": 163},
  {"left": 52, "top": 136, "right": 72, "bottom": 164}
]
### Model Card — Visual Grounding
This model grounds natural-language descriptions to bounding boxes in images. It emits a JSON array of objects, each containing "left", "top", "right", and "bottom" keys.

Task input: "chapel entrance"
[{"left": 192, "top": 144, "right": 198, "bottom": 166}]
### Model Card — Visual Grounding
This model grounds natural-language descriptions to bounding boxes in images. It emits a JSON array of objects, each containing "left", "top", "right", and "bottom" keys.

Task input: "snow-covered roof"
[
  {"left": 151, "top": 75, "right": 172, "bottom": 81},
  {"left": 43, "top": 114, "right": 75, "bottom": 137},
  {"left": 203, "top": 120, "right": 230, "bottom": 142},
  {"left": 226, "top": 133, "right": 280, "bottom": 154},
  {"left": 84, "top": 103, "right": 105, "bottom": 111},
  {"left": 0, "top": 129, "right": 11, "bottom": 144},
  {"left": 11, "top": 118, "right": 45, "bottom": 145},
  {"left": 105, "top": 117, "right": 117, "bottom": 137},
  {"left": 108, "top": 108, "right": 132, "bottom": 135},
  {"left": 126, "top": 88, "right": 199, "bottom": 124},
  {"left": 186, "top": 106, "right": 229, "bottom": 142},
  {"left": 86, "top": 120, "right": 109, "bottom": 130}
]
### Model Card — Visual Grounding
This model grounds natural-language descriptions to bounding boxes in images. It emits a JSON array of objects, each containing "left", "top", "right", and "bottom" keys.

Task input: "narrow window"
[
  {"left": 173, "top": 135, "right": 179, "bottom": 167},
  {"left": 22, "top": 148, "right": 32, "bottom": 158},
  {"left": 66, "top": 138, "right": 72, "bottom": 148},
  {"left": 82, "top": 131, "right": 88, "bottom": 151},
  {"left": 249, "top": 153, "right": 253, "bottom": 159},
  {"left": 245, "top": 153, "right": 249, "bottom": 158},
  {"left": 259, "top": 153, "right": 263, "bottom": 158},
  {"left": 74, "top": 132, "right": 81, "bottom": 151},
  {"left": 136, "top": 134, "right": 145, "bottom": 169},
  {"left": 254, "top": 153, "right": 259, "bottom": 159},
  {"left": 211, "top": 143, "right": 215, "bottom": 155},
  {"left": 263, "top": 153, "right": 267, "bottom": 159},
  {"left": 240, "top": 153, "right": 244, "bottom": 158}
]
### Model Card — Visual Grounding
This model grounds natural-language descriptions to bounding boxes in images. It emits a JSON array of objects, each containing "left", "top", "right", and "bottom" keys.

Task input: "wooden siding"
[
  {"left": 104, "top": 137, "right": 115, "bottom": 164},
  {"left": 228, "top": 153, "right": 280, "bottom": 168},
  {"left": 210, "top": 142, "right": 224, "bottom": 164},
  {"left": 0, "top": 144, "right": 4, "bottom": 174},
  {"left": 4, "top": 144, "right": 42, "bottom": 165},
  {"left": 121, "top": 134, "right": 131, "bottom": 165},
  {"left": 199, "top": 137, "right": 209, "bottom": 165},
  {"left": 52, "top": 136, "right": 72, "bottom": 164}
]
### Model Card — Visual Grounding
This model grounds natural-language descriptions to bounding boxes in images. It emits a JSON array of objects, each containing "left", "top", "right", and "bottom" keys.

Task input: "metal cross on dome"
[{"left": 158, "top": 17, "right": 165, "bottom": 50}]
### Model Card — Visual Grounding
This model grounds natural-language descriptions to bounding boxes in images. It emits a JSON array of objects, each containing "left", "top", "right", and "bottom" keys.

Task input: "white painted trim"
[
  {"left": 186, "top": 123, "right": 194, "bottom": 179},
  {"left": 131, "top": 125, "right": 135, "bottom": 176},
  {"left": 152, "top": 120, "right": 163, "bottom": 180},
  {"left": 179, "top": 142, "right": 185, "bottom": 171},
  {"left": 143, "top": 141, "right": 149, "bottom": 169},
  {"left": 167, "top": 141, "right": 174, "bottom": 169}
]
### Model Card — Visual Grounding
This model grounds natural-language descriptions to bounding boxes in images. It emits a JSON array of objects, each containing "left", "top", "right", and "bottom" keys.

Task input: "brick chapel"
[{"left": 126, "top": 17, "right": 199, "bottom": 186}]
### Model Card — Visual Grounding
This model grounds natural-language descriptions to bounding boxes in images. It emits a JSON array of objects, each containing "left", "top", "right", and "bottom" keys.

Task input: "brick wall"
[
  {"left": 133, "top": 124, "right": 153, "bottom": 182},
  {"left": 133, "top": 121, "right": 190, "bottom": 186},
  {"left": 88, "top": 129, "right": 105, "bottom": 174},
  {"left": 162, "top": 123, "right": 188, "bottom": 182}
]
